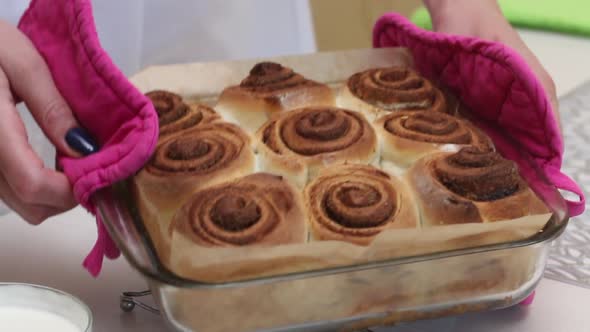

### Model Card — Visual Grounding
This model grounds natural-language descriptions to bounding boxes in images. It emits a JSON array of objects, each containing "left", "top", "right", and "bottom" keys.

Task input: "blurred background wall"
[{"left": 309, "top": 0, "right": 422, "bottom": 51}]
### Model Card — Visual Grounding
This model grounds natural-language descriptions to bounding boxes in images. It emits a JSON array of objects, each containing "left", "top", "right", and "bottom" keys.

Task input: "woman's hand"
[
  {"left": 0, "top": 20, "right": 89, "bottom": 224},
  {"left": 423, "top": 0, "right": 560, "bottom": 129}
]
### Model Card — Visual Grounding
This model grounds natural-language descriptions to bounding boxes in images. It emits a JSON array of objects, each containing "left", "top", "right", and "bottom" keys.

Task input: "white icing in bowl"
[{"left": 0, "top": 283, "right": 92, "bottom": 332}]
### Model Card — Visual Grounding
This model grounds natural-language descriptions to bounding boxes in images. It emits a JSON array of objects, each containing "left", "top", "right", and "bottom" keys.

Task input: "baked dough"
[
  {"left": 255, "top": 106, "right": 378, "bottom": 188},
  {"left": 337, "top": 67, "right": 456, "bottom": 121},
  {"left": 305, "top": 164, "right": 418, "bottom": 245},
  {"left": 132, "top": 122, "right": 255, "bottom": 261},
  {"left": 216, "top": 62, "right": 334, "bottom": 134}
]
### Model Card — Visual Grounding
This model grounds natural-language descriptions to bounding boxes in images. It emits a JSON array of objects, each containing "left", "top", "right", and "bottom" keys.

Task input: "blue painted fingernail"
[{"left": 65, "top": 127, "right": 99, "bottom": 156}]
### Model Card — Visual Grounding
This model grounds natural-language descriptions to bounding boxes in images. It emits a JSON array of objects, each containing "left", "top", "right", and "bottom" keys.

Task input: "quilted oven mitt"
[{"left": 18, "top": 0, "right": 158, "bottom": 276}]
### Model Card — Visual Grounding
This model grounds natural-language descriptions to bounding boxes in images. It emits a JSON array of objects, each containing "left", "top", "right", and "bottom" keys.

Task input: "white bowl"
[{"left": 0, "top": 283, "right": 92, "bottom": 332}]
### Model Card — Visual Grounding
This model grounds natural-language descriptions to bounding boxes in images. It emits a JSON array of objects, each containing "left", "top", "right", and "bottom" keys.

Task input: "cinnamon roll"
[
  {"left": 375, "top": 111, "right": 493, "bottom": 170},
  {"left": 132, "top": 122, "right": 255, "bottom": 260},
  {"left": 146, "top": 90, "right": 219, "bottom": 141},
  {"left": 407, "top": 147, "right": 549, "bottom": 226},
  {"left": 305, "top": 164, "right": 418, "bottom": 245},
  {"left": 171, "top": 173, "right": 306, "bottom": 248},
  {"left": 216, "top": 62, "right": 335, "bottom": 133},
  {"left": 337, "top": 67, "right": 456, "bottom": 121},
  {"left": 255, "top": 106, "right": 378, "bottom": 189}
]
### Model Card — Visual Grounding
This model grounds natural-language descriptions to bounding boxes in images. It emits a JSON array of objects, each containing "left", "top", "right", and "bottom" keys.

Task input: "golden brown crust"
[
  {"left": 375, "top": 111, "right": 494, "bottom": 168},
  {"left": 216, "top": 62, "right": 335, "bottom": 133},
  {"left": 337, "top": 67, "right": 457, "bottom": 121},
  {"left": 146, "top": 90, "right": 220, "bottom": 141},
  {"left": 171, "top": 173, "right": 307, "bottom": 247},
  {"left": 407, "top": 148, "right": 549, "bottom": 226},
  {"left": 255, "top": 106, "right": 378, "bottom": 188},
  {"left": 132, "top": 122, "right": 255, "bottom": 260},
  {"left": 135, "top": 61, "right": 552, "bottom": 290},
  {"left": 305, "top": 164, "right": 418, "bottom": 245}
]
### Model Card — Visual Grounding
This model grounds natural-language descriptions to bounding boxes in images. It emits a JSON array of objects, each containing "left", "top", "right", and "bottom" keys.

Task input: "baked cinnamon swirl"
[
  {"left": 375, "top": 111, "right": 493, "bottom": 169},
  {"left": 407, "top": 147, "right": 549, "bottom": 226},
  {"left": 146, "top": 90, "right": 219, "bottom": 141},
  {"left": 171, "top": 173, "right": 306, "bottom": 247},
  {"left": 337, "top": 67, "right": 456, "bottom": 121},
  {"left": 305, "top": 164, "right": 418, "bottom": 245},
  {"left": 132, "top": 122, "right": 255, "bottom": 260},
  {"left": 256, "top": 106, "right": 378, "bottom": 188},
  {"left": 216, "top": 62, "right": 334, "bottom": 133}
]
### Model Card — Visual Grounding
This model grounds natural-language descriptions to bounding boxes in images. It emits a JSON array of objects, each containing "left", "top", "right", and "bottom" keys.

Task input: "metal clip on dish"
[{"left": 120, "top": 290, "right": 159, "bottom": 315}]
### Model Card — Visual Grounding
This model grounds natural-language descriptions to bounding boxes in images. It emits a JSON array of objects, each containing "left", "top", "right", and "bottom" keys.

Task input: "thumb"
[{"left": 0, "top": 21, "right": 97, "bottom": 156}]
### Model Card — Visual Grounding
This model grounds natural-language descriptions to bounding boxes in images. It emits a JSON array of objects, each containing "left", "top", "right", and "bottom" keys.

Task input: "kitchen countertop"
[{"left": 1, "top": 28, "right": 590, "bottom": 332}]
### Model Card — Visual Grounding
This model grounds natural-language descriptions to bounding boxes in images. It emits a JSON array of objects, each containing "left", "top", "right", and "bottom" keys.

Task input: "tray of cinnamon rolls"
[{"left": 94, "top": 48, "right": 569, "bottom": 332}]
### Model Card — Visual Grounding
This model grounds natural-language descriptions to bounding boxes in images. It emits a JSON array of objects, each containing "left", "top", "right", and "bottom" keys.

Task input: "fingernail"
[{"left": 65, "top": 127, "right": 99, "bottom": 156}]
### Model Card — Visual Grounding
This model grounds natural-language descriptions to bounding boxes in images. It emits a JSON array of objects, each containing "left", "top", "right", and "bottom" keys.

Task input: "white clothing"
[
  {"left": 1, "top": 0, "right": 316, "bottom": 75},
  {"left": 0, "top": 1, "right": 316, "bottom": 214}
]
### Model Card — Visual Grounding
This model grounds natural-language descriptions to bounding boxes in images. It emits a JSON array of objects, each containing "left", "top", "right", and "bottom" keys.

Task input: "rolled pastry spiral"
[
  {"left": 148, "top": 122, "right": 252, "bottom": 177},
  {"left": 305, "top": 164, "right": 418, "bottom": 245},
  {"left": 433, "top": 147, "right": 521, "bottom": 201},
  {"left": 146, "top": 90, "right": 219, "bottom": 139},
  {"left": 216, "top": 62, "right": 334, "bottom": 134},
  {"left": 407, "top": 147, "right": 548, "bottom": 225},
  {"left": 239, "top": 62, "right": 317, "bottom": 93},
  {"left": 132, "top": 122, "right": 255, "bottom": 260},
  {"left": 383, "top": 111, "right": 487, "bottom": 145},
  {"left": 256, "top": 106, "right": 378, "bottom": 188},
  {"left": 172, "top": 173, "right": 307, "bottom": 247},
  {"left": 338, "top": 67, "right": 455, "bottom": 121},
  {"left": 376, "top": 110, "right": 494, "bottom": 168}
]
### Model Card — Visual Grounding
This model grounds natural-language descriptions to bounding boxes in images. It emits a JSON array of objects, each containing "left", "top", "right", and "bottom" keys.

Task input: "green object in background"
[
  {"left": 411, "top": 0, "right": 590, "bottom": 37},
  {"left": 410, "top": 8, "right": 433, "bottom": 30}
]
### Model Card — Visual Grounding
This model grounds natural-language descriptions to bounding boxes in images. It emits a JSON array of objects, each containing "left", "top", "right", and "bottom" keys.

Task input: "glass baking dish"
[
  {"left": 93, "top": 48, "right": 570, "bottom": 331},
  {"left": 94, "top": 152, "right": 567, "bottom": 332}
]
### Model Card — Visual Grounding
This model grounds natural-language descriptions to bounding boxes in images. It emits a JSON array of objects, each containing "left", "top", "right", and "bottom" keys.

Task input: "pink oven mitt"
[
  {"left": 373, "top": 13, "right": 587, "bottom": 305},
  {"left": 373, "top": 13, "right": 585, "bottom": 217},
  {"left": 17, "top": 0, "right": 159, "bottom": 276}
]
